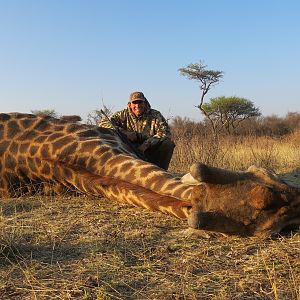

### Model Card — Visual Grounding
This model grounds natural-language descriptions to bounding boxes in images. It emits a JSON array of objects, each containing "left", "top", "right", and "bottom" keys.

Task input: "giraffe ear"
[
  {"left": 189, "top": 163, "right": 212, "bottom": 183},
  {"left": 181, "top": 163, "right": 217, "bottom": 184},
  {"left": 189, "top": 162, "right": 248, "bottom": 184}
]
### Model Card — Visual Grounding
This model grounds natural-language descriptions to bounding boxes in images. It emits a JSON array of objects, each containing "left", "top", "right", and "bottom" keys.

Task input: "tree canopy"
[
  {"left": 202, "top": 96, "right": 261, "bottom": 133},
  {"left": 178, "top": 62, "right": 224, "bottom": 110}
]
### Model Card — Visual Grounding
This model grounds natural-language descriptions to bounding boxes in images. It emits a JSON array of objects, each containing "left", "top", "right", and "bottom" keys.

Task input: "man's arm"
[
  {"left": 138, "top": 111, "right": 172, "bottom": 152},
  {"left": 98, "top": 110, "right": 138, "bottom": 142},
  {"left": 98, "top": 111, "right": 122, "bottom": 129}
]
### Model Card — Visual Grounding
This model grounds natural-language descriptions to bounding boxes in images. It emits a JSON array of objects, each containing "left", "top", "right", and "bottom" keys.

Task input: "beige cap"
[{"left": 129, "top": 91, "right": 147, "bottom": 102}]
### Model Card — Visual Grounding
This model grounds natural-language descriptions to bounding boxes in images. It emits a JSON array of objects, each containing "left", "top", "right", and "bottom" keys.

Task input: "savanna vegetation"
[
  {"left": 0, "top": 112, "right": 299, "bottom": 299},
  {"left": 170, "top": 112, "right": 300, "bottom": 175}
]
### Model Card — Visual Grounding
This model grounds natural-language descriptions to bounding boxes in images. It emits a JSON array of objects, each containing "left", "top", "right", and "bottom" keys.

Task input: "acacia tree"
[
  {"left": 178, "top": 61, "right": 224, "bottom": 136},
  {"left": 202, "top": 96, "right": 261, "bottom": 134}
]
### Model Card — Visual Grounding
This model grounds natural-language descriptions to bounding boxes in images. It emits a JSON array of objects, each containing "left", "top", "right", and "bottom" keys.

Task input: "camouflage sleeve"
[
  {"left": 98, "top": 110, "right": 126, "bottom": 130},
  {"left": 98, "top": 117, "right": 113, "bottom": 128},
  {"left": 152, "top": 114, "right": 171, "bottom": 139},
  {"left": 142, "top": 111, "right": 172, "bottom": 147}
]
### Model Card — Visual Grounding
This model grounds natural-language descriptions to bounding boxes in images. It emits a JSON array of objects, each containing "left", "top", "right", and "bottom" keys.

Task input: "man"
[{"left": 99, "top": 91, "right": 175, "bottom": 170}]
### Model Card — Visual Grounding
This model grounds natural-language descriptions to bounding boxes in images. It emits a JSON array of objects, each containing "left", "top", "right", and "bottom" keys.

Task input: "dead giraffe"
[
  {"left": 0, "top": 112, "right": 299, "bottom": 236},
  {"left": 0, "top": 112, "right": 193, "bottom": 218}
]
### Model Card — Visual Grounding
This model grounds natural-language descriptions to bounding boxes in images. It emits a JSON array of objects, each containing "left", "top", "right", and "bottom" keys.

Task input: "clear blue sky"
[{"left": 1, "top": 0, "right": 299, "bottom": 121}]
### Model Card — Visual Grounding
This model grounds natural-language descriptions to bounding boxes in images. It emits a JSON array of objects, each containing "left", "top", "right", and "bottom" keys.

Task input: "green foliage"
[
  {"left": 203, "top": 96, "right": 260, "bottom": 117},
  {"left": 179, "top": 61, "right": 224, "bottom": 137},
  {"left": 178, "top": 62, "right": 223, "bottom": 90},
  {"left": 178, "top": 61, "right": 223, "bottom": 106},
  {"left": 202, "top": 96, "right": 261, "bottom": 133}
]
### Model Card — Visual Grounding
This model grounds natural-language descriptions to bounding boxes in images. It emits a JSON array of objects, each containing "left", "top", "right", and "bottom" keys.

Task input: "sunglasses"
[{"left": 131, "top": 100, "right": 145, "bottom": 104}]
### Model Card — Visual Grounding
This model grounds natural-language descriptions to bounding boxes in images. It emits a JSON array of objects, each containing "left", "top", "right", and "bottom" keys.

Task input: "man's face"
[{"left": 129, "top": 100, "right": 146, "bottom": 117}]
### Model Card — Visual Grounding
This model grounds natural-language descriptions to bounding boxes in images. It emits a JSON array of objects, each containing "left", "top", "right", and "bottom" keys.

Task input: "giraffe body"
[
  {"left": 1, "top": 113, "right": 299, "bottom": 236},
  {"left": 0, "top": 113, "right": 193, "bottom": 218}
]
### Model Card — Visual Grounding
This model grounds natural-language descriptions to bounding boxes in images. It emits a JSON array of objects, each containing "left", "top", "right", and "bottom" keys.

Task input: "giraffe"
[
  {"left": 0, "top": 112, "right": 299, "bottom": 236},
  {"left": 0, "top": 112, "right": 193, "bottom": 218}
]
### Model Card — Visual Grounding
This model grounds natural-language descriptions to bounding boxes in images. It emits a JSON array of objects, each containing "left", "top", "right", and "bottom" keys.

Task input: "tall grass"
[{"left": 170, "top": 129, "right": 300, "bottom": 174}]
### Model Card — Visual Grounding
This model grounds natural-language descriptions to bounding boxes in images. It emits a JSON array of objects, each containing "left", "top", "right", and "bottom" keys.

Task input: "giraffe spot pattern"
[{"left": 1, "top": 113, "right": 298, "bottom": 237}]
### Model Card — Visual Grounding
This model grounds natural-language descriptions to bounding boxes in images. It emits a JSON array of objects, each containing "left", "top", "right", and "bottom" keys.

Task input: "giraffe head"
[{"left": 182, "top": 163, "right": 300, "bottom": 237}]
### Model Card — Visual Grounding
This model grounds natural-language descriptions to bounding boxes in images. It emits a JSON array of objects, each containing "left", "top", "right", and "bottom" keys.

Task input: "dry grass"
[
  {"left": 0, "top": 131, "right": 299, "bottom": 299},
  {"left": 0, "top": 196, "right": 299, "bottom": 300},
  {"left": 170, "top": 132, "right": 300, "bottom": 174}
]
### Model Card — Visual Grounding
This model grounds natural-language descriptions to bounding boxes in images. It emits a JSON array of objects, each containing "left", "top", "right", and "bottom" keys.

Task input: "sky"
[{"left": 0, "top": 0, "right": 299, "bottom": 122}]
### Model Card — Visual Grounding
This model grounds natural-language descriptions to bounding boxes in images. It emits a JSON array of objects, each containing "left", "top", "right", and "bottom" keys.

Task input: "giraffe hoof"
[{"left": 187, "top": 211, "right": 205, "bottom": 229}]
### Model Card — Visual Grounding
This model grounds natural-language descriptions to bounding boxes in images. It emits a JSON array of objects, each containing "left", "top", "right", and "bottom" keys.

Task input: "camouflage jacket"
[{"left": 99, "top": 104, "right": 172, "bottom": 147}]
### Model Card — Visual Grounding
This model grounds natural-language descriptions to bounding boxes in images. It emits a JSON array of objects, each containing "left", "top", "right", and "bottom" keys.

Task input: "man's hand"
[{"left": 138, "top": 142, "right": 149, "bottom": 153}]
